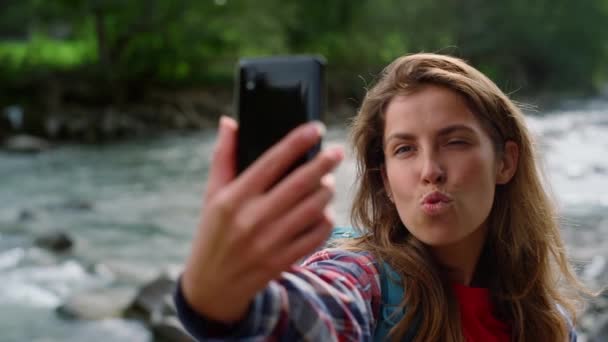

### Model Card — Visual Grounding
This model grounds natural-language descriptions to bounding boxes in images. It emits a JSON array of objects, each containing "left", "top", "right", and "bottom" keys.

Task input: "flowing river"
[{"left": 1, "top": 100, "right": 607, "bottom": 341}]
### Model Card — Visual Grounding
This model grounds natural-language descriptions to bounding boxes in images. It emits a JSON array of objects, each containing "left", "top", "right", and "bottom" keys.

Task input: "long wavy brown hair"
[{"left": 344, "top": 53, "right": 587, "bottom": 341}]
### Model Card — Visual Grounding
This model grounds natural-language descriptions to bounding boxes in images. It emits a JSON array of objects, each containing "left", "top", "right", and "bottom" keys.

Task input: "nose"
[{"left": 420, "top": 152, "right": 446, "bottom": 185}]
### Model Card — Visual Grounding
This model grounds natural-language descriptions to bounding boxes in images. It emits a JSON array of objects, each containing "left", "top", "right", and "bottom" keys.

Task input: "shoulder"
[
  {"left": 297, "top": 247, "right": 383, "bottom": 320},
  {"left": 302, "top": 248, "right": 378, "bottom": 273},
  {"left": 299, "top": 248, "right": 382, "bottom": 290}
]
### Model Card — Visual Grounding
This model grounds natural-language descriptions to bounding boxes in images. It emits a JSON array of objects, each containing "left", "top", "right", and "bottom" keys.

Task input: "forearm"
[{"left": 175, "top": 277, "right": 280, "bottom": 340}]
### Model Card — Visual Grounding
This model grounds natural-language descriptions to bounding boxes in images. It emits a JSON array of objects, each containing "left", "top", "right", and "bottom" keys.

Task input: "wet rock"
[
  {"left": 162, "top": 291, "right": 177, "bottom": 317},
  {"left": 3, "top": 134, "right": 51, "bottom": 153},
  {"left": 152, "top": 316, "right": 195, "bottom": 342},
  {"left": 95, "top": 261, "right": 161, "bottom": 285},
  {"left": 17, "top": 209, "right": 35, "bottom": 222},
  {"left": 57, "top": 287, "right": 137, "bottom": 320},
  {"left": 34, "top": 231, "right": 74, "bottom": 253},
  {"left": 61, "top": 199, "right": 93, "bottom": 211},
  {"left": 125, "top": 274, "right": 176, "bottom": 324}
]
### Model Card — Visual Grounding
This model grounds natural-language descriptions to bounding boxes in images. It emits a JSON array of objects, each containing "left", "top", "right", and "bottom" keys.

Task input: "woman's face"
[{"left": 382, "top": 85, "right": 512, "bottom": 248}]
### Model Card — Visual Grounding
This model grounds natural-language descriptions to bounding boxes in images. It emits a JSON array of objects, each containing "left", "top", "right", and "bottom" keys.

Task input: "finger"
[
  {"left": 258, "top": 146, "right": 343, "bottom": 223},
  {"left": 232, "top": 121, "right": 326, "bottom": 197},
  {"left": 261, "top": 176, "right": 335, "bottom": 251},
  {"left": 225, "top": 146, "right": 342, "bottom": 245},
  {"left": 275, "top": 214, "right": 334, "bottom": 270},
  {"left": 205, "top": 116, "right": 238, "bottom": 200},
  {"left": 239, "top": 213, "right": 334, "bottom": 289},
  {"left": 233, "top": 178, "right": 334, "bottom": 272}
]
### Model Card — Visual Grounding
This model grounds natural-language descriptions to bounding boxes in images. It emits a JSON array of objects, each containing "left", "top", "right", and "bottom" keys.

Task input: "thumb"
[{"left": 205, "top": 115, "right": 238, "bottom": 200}]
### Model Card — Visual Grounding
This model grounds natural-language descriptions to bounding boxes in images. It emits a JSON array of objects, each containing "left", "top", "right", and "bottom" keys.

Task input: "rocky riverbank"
[
  {"left": 0, "top": 81, "right": 357, "bottom": 148},
  {"left": 0, "top": 88, "right": 230, "bottom": 145},
  {"left": 2, "top": 222, "right": 193, "bottom": 341}
]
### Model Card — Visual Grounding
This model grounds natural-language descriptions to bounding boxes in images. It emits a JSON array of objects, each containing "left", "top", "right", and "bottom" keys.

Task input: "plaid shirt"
[{"left": 174, "top": 248, "right": 577, "bottom": 341}]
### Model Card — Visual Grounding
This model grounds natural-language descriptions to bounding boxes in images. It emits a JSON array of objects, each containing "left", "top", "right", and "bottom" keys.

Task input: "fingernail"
[
  {"left": 321, "top": 174, "right": 335, "bottom": 188},
  {"left": 218, "top": 115, "right": 236, "bottom": 139},
  {"left": 308, "top": 121, "right": 326, "bottom": 139},
  {"left": 219, "top": 115, "right": 231, "bottom": 129},
  {"left": 216, "top": 116, "right": 227, "bottom": 140},
  {"left": 326, "top": 146, "right": 344, "bottom": 163}
]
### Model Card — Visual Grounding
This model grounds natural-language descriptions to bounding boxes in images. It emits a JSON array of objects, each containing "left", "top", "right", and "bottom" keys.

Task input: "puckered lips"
[{"left": 420, "top": 191, "right": 453, "bottom": 216}]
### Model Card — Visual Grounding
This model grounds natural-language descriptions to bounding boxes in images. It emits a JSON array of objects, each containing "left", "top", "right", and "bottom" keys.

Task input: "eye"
[{"left": 394, "top": 145, "right": 415, "bottom": 155}]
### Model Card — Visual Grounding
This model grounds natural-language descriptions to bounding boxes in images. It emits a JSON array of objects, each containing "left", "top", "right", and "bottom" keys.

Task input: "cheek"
[
  {"left": 385, "top": 161, "right": 418, "bottom": 200},
  {"left": 385, "top": 161, "right": 423, "bottom": 228},
  {"left": 453, "top": 153, "right": 498, "bottom": 210}
]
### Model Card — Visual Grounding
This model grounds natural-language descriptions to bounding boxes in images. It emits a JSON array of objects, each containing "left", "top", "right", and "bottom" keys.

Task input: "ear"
[
  {"left": 496, "top": 141, "right": 519, "bottom": 185},
  {"left": 381, "top": 165, "right": 394, "bottom": 202}
]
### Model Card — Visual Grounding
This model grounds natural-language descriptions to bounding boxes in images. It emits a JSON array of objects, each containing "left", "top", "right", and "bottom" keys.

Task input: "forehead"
[{"left": 384, "top": 85, "right": 483, "bottom": 136}]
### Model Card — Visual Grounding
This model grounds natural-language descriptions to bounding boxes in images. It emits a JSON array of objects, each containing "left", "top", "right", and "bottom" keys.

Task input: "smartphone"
[{"left": 235, "top": 55, "right": 326, "bottom": 175}]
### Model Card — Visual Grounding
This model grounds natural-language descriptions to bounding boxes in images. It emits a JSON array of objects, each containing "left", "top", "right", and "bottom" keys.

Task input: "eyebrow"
[{"left": 384, "top": 124, "right": 477, "bottom": 145}]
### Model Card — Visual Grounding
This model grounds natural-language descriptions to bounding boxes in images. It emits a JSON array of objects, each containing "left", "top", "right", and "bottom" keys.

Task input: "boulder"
[
  {"left": 152, "top": 316, "right": 195, "bottom": 342},
  {"left": 34, "top": 231, "right": 74, "bottom": 253},
  {"left": 57, "top": 287, "right": 137, "bottom": 320},
  {"left": 3, "top": 134, "right": 51, "bottom": 153},
  {"left": 18, "top": 209, "right": 35, "bottom": 222},
  {"left": 125, "top": 274, "right": 176, "bottom": 324}
]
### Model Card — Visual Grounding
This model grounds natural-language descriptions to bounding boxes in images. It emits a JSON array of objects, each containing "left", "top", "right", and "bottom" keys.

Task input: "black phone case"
[{"left": 235, "top": 55, "right": 325, "bottom": 175}]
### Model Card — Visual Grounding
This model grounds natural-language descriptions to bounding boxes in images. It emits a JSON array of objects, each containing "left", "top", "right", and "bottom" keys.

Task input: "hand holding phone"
[
  {"left": 180, "top": 55, "right": 342, "bottom": 324},
  {"left": 182, "top": 116, "right": 343, "bottom": 323}
]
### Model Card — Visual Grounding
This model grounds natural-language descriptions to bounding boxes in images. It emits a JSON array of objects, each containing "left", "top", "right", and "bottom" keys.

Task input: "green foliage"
[
  {"left": 0, "top": 35, "right": 95, "bottom": 72},
  {"left": 1, "top": 0, "right": 607, "bottom": 94}
]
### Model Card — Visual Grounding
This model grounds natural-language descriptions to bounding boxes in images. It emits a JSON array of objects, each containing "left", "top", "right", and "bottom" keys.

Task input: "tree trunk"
[{"left": 94, "top": 9, "right": 111, "bottom": 78}]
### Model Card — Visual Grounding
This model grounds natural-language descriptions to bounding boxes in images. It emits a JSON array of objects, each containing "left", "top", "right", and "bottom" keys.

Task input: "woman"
[{"left": 175, "top": 53, "right": 585, "bottom": 341}]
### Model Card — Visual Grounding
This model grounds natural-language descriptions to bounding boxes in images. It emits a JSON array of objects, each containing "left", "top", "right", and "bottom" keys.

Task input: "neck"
[{"left": 430, "top": 224, "right": 488, "bottom": 286}]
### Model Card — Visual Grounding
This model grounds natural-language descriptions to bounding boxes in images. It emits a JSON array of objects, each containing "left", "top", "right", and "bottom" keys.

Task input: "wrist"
[{"left": 180, "top": 269, "right": 250, "bottom": 323}]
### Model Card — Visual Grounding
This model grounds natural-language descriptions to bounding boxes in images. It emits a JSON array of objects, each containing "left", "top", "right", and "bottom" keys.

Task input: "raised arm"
[{"left": 177, "top": 115, "right": 352, "bottom": 338}]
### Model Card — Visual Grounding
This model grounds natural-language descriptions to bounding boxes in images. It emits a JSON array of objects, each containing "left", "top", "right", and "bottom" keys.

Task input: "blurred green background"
[{"left": 1, "top": 0, "right": 608, "bottom": 142}]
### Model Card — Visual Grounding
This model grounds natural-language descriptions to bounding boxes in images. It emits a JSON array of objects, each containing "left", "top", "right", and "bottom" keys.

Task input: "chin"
[
  {"left": 418, "top": 235, "right": 465, "bottom": 247},
  {"left": 409, "top": 227, "right": 469, "bottom": 247}
]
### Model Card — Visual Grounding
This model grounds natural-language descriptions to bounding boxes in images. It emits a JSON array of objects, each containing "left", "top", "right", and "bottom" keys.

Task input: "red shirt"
[{"left": 453, "top": 283, "right": 511, "bottom": 342}]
